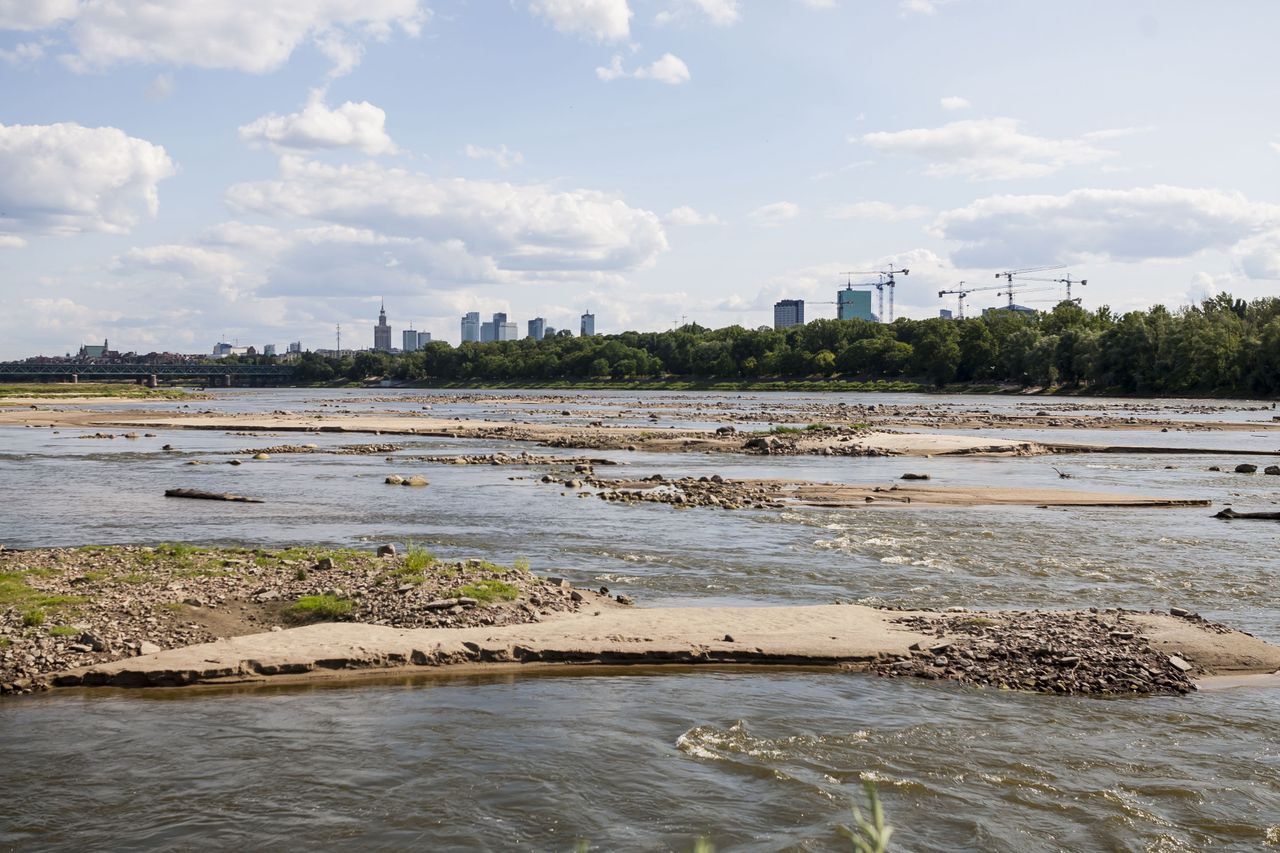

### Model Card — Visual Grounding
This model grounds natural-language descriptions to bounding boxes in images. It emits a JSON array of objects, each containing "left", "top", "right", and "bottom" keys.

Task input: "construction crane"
[
  {"left": 936, "top": 281, "right": 1006, "bottom": 320},
  {"left": 848, "top": 266, "right": 910, "bottom": 322},
  {"left": 1015, "top": 273, "right": 1088, "bottom": 301},
  {"left": 993, "top": 265, "right": 1066, "bottom": 307},
  {"left": 995, "top": 284, "right": 1065, "bottom": 308}
]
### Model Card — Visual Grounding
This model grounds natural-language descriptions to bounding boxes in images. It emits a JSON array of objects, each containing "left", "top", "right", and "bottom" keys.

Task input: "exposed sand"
[{"left": 48, "top": 605, "right": 1280, "bottom": 692}]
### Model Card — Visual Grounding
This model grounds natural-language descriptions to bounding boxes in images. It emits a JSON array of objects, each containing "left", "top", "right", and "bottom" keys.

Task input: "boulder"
[
  {"left": 900, "top": 473, "right": 930, "bottom": 481},
  {"left": 385, "top": 475, "right": 404, "bottom": 485},
  {"left": 1235, "top": 463, "right": 1258, "bottom": 474},
  {"left": 1266, "top": 466, "right": 1280, "bottom": 476},
  {"left": 402, "top": 476, "right": 429, "bottom": 487},
  {"left": 376, "top": 543, "right": 397, "bottom": 558},
  {"left": 253, "top": 453, "right": 270, "bottom": 461}
]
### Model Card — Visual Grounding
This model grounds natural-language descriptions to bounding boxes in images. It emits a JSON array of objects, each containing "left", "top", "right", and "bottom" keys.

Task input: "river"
[{"left": 1, "top": 389, "right": 1278, "bottom": 851}]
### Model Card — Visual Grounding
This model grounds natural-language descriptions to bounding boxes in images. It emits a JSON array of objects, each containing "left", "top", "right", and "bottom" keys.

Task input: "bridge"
[{"left": 0, "top": 362, "right": 296, "bottom": 387}]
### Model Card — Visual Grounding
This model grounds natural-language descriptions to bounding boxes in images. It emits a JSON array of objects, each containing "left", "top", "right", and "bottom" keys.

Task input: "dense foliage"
[{"left": 290, "top": 294, "right": 1280, "bottom": 396}]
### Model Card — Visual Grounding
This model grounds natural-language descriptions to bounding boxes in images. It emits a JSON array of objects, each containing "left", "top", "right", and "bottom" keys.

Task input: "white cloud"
[
  {"left": 597, "top": 52, "right": 691, "bottom": 84},
  {"left": 666, "top": 206, "right": 721, "bottom": 226},
  {"left": 529, "top": 0, "right": 631, "bottom": 42},
  {"left": 111, "top": 245, "right": 243, "bottom": 280},
  {"left": 225, "top": 156, "right": 668, "bottom": 273},
  {"left": 793, "top": 0, "right": 836, "bottom": 8},
  {"left": 239, "top": 90, "right": 397, "bottom": 155},
  {"left": 4, "top": 1, "right": 426, "bottom": 75},
  {"left": 0, "top": 122, "right": 176, "bottom": 242},
  {"left": 0, "top": 234, "right": 27, "bottom": 249},
  {"left": 0, "top": 0, "right": 78, "bottom": 30},
  {"left": 655, "top": 0, "right": 740, "bottom": 27},
  {"left": 1081, "top": 126, "right": 1155, "bottom": 140},
  {"left": 749, "top": 201, "right": 800, "bottom": 226},
  {"left": 939, "top": 95, "right": 969, "bottom": 111},
  {"left": 900, "top": 0, "right": 952, "bottom": 14},
  {"left": 934, "top": 185, "right": 1280, "bottom": 267},
  {"left": 1235, "top": 230, "right": 1280, "bottom": 280},
  {"left": 145, "top": 73, "right": 175, "bottom": 102},
  {"left": 464, "top": 143, "right": 524, "bottom": 169},
  {"left": 1270, "top": 141, "right": 1280, "bottom": 156},
  {"left": 827, "top": 201, "right": 930, "bottom": 221},
  {"left": 0, "top": 39, "right": 48, "bottom": 65},
  {"left": 860, "top": 117, "right": 1112, "bottom": 181}
]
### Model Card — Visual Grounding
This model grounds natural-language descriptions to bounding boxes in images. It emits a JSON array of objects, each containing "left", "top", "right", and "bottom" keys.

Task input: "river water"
[{"left": 2, "top": 389, "right": 1278, "bottom": 851}]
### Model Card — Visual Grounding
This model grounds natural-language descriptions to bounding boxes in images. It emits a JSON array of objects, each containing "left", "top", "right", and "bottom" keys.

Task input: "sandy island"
[{"left": 47, "top": 604, "right": 1280, "bottom": 698}]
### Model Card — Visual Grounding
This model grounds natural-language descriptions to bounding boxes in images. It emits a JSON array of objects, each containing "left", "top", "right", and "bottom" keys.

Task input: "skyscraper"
[
  {"left": 417, "top": 331, "right": 432, "bottom": 348},
  {"left": 837, "top": 287, "right": 875, "bottom": 322},
  {"left": 374, "top": 300, "right": 392, "bottom": 351},
  {"left": 580, "top": 312, "right": 595, "bottom": 337},
  {"left": 402, "top": 328, "right": 420, "bottom": 352},
  {"left": 528, "top": 317, "right": 546, "bottom": 340},
  {"left": 461, "top": 312, "right": 481, "bottom": 342},
  {"left": 773, "top": 299, "right": 804, "bottom": 329}
]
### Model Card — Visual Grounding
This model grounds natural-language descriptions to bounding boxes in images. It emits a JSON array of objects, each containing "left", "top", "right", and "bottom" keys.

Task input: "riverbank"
[
  {"left": 3, "top": 545, "right": 1277, "bottom": 698},
  {"left": 0, "top": 383, "right": 197, "bottom": 401}
]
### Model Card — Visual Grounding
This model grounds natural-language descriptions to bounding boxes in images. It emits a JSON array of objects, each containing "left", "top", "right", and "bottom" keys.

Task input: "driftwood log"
[
  {"left": 164, "top": 488, "right": 263, "bottom": 503},
  {"left": 1214, "top": 507, "right": 1280, "bottom": 521}
]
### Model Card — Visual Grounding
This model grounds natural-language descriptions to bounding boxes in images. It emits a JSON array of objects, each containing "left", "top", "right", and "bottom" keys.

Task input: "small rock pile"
[
  {"left": 233, "top": 443, "right": 402, "bottom": 455},
  {"left": 397, "top": 452, "right": 618, "bottom": 467},
  {"left": 870, "top": 609, "right": 1198, "bottom": 696},
  {"left": 542, "top": 473, "right": 787, "bottom": 510}
]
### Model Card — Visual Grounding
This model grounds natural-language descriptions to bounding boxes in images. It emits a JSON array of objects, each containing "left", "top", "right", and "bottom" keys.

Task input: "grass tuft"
[
  {"left": 21, "top": 608, "right": 45, "bottom": 628},
  {"left": 457, "top": 579, "right": 519, "bottom": 604},
  {"left": 48, "top": 625, "right": 79, "bottom": 637},
  {"left": 289, "top": 594, "right": 353, "bottom": 620}
]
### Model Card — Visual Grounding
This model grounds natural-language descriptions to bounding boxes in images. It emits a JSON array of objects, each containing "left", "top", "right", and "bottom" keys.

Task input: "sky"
[{"left": 1, "top": 0, "right": 1279, "bottom": 357}]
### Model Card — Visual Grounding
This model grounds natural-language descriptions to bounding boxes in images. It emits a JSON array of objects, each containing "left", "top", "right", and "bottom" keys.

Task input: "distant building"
[
  {"left": 417, "top": 331, "right": 432, "bottom": 348},
  {"left": 938, "top": 309, "right": 954, "bottom": 320},
  {"left": 374, "top": 301, "right": 393, "bottom": 351},
  {"left": 773, "top": 299, "right": 805, "bottom": 330},
  {"left": 481, "top": 312, "right": 517, "bottom": 342},
  {"left": 78, "top": 340, "right": 109, "bottom": 359},
  {"left": 288, "top": 341, "right": 303, "bottom": 354},
  {"left": 263, "top": 344, "right": 277, "bottom": 356},
  {"left": 461, "top": 312, "right": 481, "bottom": 343},
  {"left": 544, "top": 326, "right": 557, "bottom": 338},
  {"left": 837, "top": 287, "right": 875, "bottom": 322},
  {"left": 580, "top": 312, "right": 596, "bottom": 337},
  {"left": 212, "top": 342, "right": 252, "bottom": 358},
  {"left": 528, "top": 317, "right": 546, "bottom": 340},
  {"left": 402, "top": 329, "right": 420, "bottom": 353}
]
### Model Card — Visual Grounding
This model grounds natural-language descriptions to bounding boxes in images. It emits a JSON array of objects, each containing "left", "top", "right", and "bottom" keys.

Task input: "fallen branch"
[
  {"left": 1214, "top": 507, "right": 1280, "bottom": 521},
  {"left": 164, "top": 488, "right": 263, "bottom": 503}
]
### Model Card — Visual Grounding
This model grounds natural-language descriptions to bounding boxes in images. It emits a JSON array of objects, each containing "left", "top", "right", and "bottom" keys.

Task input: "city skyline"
[{"left": 3, "top": 3, "right": 1280, "bottom": 359}]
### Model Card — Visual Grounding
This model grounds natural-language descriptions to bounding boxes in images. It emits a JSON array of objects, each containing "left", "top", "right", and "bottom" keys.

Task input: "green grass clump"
[
  {"left": 513, "top": 557, "right": 530, "bottom": 573},
  {"left": 118, "top": 573, "right": 152, "bottom": 585},
  {"left": 0, "top": 383, "right": 194, "bottom": 399},
  {"left": 21, "top": 608, "right": 45, "bottom": 627},
  {"left": 402, "top": 543, "right": 436, "bottom": 573},
  {"left": 48, "top": 625, "right": 79, "bottom": 637},
  {"left": 289, "top": 594, "right": 353, "bottom": 619},
  {"left": 457, "top": 580, "right": 519, "bottom": 604},
  {"left": 840, "top": 781, "right": 894, "bottom": 853}
]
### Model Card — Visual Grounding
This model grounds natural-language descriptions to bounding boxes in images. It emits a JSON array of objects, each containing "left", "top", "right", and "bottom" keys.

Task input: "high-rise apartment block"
[
  {"left": 580, "top": 312, "right": 595, "bottom": 337},
  {"left": 528, "top": 317, "right": 546, "bottom": 340},
  {"left": 773, "top": 299, "right": 805, "bottom": 329}
]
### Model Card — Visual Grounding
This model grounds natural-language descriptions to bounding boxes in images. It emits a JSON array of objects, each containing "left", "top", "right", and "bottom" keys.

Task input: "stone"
[
  {"left": 1266, "top": 466, "right": 1280, "bottom": 476},
  {"left": 227, "top": 459, "right": 242, "bottom": 466},
  {"left": 314, "top": 557, "right": 335, "bottom": 571},
  {"left": 253, "top": 453, "right": 270, "bottom": 460},
  {"left": 615, "top": 594, "right": 634, "bottom": 605},
  {"left": 79, "top": 632, "right": 106, "bottom": 652},
  {"left": 570, "top": 590, "right": 584, "bottom": 603},
  {"left": 385, "top": 474, "right": 404, "bottom": 485},
  {"left": 402, "top": 476, "right": 428, "bottom": 487},
  {"left": 1169, "top": 606, "right": 1191, "bottom": 618},
  {"left": 1168, "top": 655, "right": 1194, "bottom": 672},
  {"left": 138, "top": 641, "right": 162, "bottom": 656},
  {"left": 1235, "top": 463, "right": 1258, "bottom": 474},
  {"left": 377, "top": 543, "right": 397, "bottom": 558},
  {"left": 900, "top": 473, "right": 930, "bottom": 481}
]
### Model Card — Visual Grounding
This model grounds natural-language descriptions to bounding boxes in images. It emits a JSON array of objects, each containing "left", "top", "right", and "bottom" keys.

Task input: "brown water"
[{"left": 1, "top": 389, "right": 1278, "bottom": 851}]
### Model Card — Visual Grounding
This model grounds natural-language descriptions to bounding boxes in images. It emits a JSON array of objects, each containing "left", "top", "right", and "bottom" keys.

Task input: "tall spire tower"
[{"left": 373, "top": 298, "right": 393, "bottom": 351}]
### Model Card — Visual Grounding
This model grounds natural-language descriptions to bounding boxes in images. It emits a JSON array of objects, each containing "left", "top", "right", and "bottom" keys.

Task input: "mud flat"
[{"left": 44, "top": 604, "right": 1280, "bottom": 698}]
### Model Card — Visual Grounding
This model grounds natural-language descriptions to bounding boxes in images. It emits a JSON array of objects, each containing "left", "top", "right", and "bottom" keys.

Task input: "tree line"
[{"left": 284, "top": 294, "right": 1280, "bottom": 397}]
